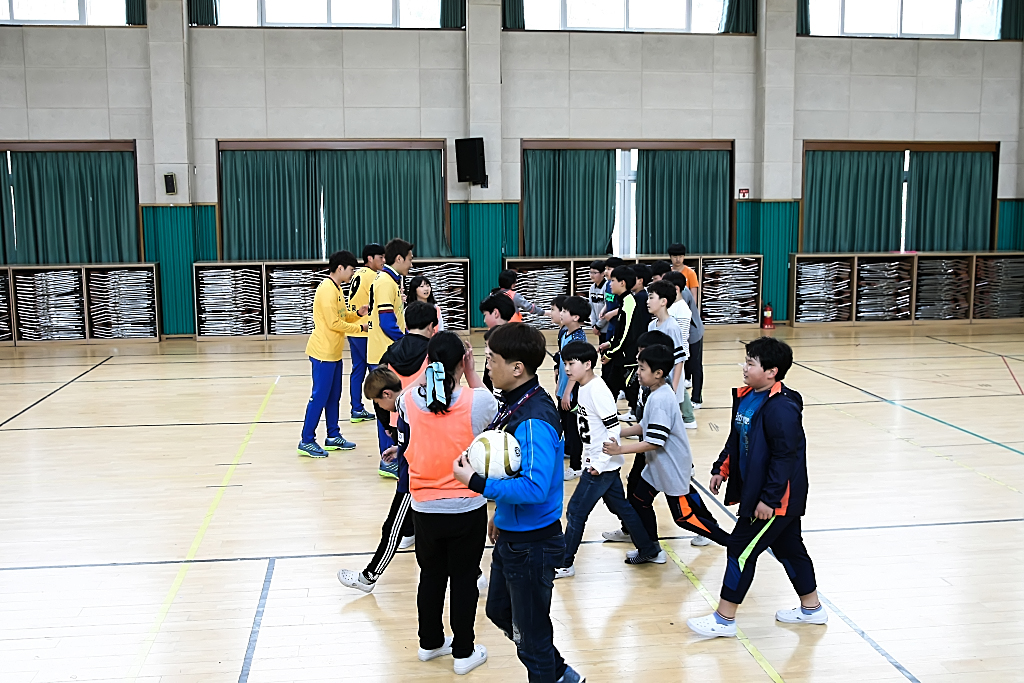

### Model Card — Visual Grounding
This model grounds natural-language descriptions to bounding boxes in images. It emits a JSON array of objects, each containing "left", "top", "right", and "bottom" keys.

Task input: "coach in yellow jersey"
[
  {"left": 347, "top": 243, "right": 385, "bottom": 424},
  {"left": 368, "top": 238, "right": 414, "bottom": 478},
  {"left": 298, "top": 250, "right": 368, "bottom": 459}
]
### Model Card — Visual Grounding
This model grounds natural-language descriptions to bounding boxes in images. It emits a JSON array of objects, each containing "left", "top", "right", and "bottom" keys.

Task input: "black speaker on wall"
[{"left": 455, "top": 137, "right": 487, "bottom": 188}]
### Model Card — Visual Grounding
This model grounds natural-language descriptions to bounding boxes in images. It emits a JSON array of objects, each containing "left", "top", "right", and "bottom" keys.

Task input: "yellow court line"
[
  {"left": 662, "top": 542, "right": 786, "bottom": 683},
  {"left": 126, "top": 377, "right": 279, "bottom": 681}
]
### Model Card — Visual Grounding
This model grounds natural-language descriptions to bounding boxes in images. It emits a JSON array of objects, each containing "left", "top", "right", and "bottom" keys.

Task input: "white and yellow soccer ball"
[{"left": 466, "top": 430, "right": 522, "bottom": 480}]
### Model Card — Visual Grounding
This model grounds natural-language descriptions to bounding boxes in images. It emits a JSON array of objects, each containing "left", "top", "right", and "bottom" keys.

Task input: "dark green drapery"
[
  {"left": 503, "top": 0, "right": 525, "bottom": 29},
  {"left": 736, "top": 201, "right": 799, "bottom": 320},
  {"left": 142, "top": 205, "right": 217, "bottom": 335},
  {"left": 635, "top": 150, "right": 731, "bottom": 255},
  {"left": 319, "top": 149, "right": 447, "bottom": 258},
  {"left": 906, "top": 152, "right": 994, "bottom": 252},
  {"left": 126, "top": 0, "right": 146, "bottom": 25},
  {"left": 797, "top": 0, "right": 811, "bottom": 35},
  {"left": 188, "top": 0, "right": 218, "bottom": 26},
  {"left": 451, "top": 202, "right": 519, "bottom": 326},
  {"left": 522, "top": 149, "right": 615, "bottom": 257},
  {"left": 803, "top": 150, "right": 903, "bottom": 252},
  {"left": 4, "top": 152, "right": 138, "bottom": 265},
  {"left": 441, "top": 0, "right": 466, "bottom": 28},
  {"left": 998, "top": 200, "right": 1024, "bottom": 250},
  {"left": 1002, "top": 0, "right": 1023, "bottom": 39},
  {"left": 221, "top": 150, "right": 319, "bottom": 261},
  {"left": 220, "top": 149, "right": 447, "bottom": 261},
  {"left": 0, "top": 157, "right": 12, "bottom": 264},
  {"left": 721, "top": 0, "right": 756, "bottom": 33}
]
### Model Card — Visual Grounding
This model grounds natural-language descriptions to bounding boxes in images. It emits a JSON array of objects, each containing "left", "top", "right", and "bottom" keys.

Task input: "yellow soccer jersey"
[
  {"left": 367, "top": 266, "right": 406, "bottom": 364},
  {"left": 346, "top": 266, "right": 375, "bottom": 339},
  {"left": 305, "top": 278, "right": 363, "bottom": 362}
]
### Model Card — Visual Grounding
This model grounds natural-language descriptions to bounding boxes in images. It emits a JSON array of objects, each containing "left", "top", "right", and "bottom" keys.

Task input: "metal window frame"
[
  {"left": 1, "top": 0, "right": 86, "bottom": 25},
  {"left": 252, "top": 0, "right": 429, "bottom": 28},
  {"left": 560, "top": 0, "right": 694, "bottom": 33},
  {"left": 613, "top": 149, "right": 639, "bottom": 256},
  {"left": 839, "top": 0, "right": 962, "bottom": 39}
]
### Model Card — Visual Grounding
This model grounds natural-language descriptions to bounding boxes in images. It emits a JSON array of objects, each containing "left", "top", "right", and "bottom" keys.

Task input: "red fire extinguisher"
[{"left": 761, "top": 303, "right": 775, "bottom": 330}]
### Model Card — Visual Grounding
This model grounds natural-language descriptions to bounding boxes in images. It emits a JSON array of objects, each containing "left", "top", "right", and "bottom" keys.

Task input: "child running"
[
  {"left": 687, "top": 337, "right": 826, "bottom": 638},
  {"left": 603, "top": 344, "right": 730, "bottom": 550},
  {"left": 555, "top": 341, "right": 664, "bottom": 579}
]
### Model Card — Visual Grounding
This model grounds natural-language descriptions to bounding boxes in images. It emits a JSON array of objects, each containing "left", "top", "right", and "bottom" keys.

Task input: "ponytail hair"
[{"left": 422, "top": 331, "right": 466, "bottom": 415}]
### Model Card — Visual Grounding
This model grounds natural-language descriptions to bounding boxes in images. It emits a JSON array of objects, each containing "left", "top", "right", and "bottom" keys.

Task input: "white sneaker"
[
  {"left": 454, "top": 644, "right": 488, "bottom": 675},
  {"left": 625, "top": 549, "right": 667, "bottom": 564},
  {"left": 618, "top": 412, "right": 636, "bottom": 422},
  {"left": 692, "top": 402, "right": 702, "bottom": 410},
  {"left": 684, "top": 421, "right": 697, "bottom": 430},
  {"left": 602, "top": 529, "right": 631, "bottom": 543},
  {"left": 684, "top": 379, "right": 692, "bottom": 388},
  {"left": 691, "top": 535, "right": 712, "bottom": 547},
  {"left": 399, "top": 535, "right": 415, "bottom": 550},
  {"left": 554, "top": 565, "right": 575, "bottom": 579},
  {"left": 617, "top": 391, "right": 626, "bottom": 400},
  {"left": 337, "top": 569, "right": 375, "bottom": 594},
  {"left": 687, "top": 612, "right": 737, "bottom": 638},
  {"left": 776, "top": 605, "right": 828, "bottom": 625},
  {"left": 477, "top": 572, "right": 488, "bottom": 594},
  {"left": 418, "top": 635, "right": 453, "bottom": 662},
  {"left": 563, "top": 468, "right": 581, "bottom": 481}
]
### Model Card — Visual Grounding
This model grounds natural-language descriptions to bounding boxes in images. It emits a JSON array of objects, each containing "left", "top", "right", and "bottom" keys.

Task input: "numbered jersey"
[{"left": 576, "top": 376, "right": 623, "bottom": 473}]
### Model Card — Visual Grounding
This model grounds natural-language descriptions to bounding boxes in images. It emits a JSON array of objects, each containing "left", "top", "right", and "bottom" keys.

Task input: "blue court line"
[
  {"left": 0, "top": 356, "right": 112, "bottom": 427},
  {"left": 794, "top": 362, "right": 1024, "bottom": 459},
  {"left": 239, "top": 558, "right": 275, "bottom": 683},
  {"left": 691, "top": 480, "right": 921, "bottom": 683}
]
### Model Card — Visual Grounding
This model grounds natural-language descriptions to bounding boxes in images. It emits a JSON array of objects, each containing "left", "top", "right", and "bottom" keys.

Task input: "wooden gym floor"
[{"left": 1, "top": 323, "right": 1023, "bottom": 683}]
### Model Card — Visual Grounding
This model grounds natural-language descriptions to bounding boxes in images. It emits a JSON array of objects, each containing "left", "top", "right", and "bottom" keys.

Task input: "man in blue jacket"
[
  {"left": 687, "top": 337, "right": 826, "bottom": 638},
  {"left": 453, "top": 322, "right": 584, "bottom": 683}
]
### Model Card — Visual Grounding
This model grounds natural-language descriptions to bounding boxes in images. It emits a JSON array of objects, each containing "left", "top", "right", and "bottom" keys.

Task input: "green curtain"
[
  {"left": 142, "top": 205, "right": 217, "bottom": 335},
  {"left": 736, "top": 201, "right": 799, "bottom": 320},
  {"left": 503, "top": 0, "right": 525, "bottom": 29},
  {"left": 0, "top": 156, "right": 12, "bottom": 265},
  {"left": 635, "top": 149, "right": 731, "bottom": 255},
  {"left": 452, "top": 202, "right": 519, "bottom": 326},
  {"left": 220, "top": 150, "right": 319, "bottom": 261},
  {"left": 126, "top": 0, "right": 146, "bottom": 25},
  {"left": 188, "top": 0, "right": 218, "bottom": 26},
  {"left": 6, "top": 151, "right": 138, "bottom": 265},
  {"left": 997, "top": 200, "right": 1024, "bottom": 250},
  {"left": 442, "top": 0, "right": 466, "bottom": 28},
  {"left": 803, "top": 150, "right": 902, "bottom": 252},
  {"left": 721, "top": 0, "right": 756, "bottom": 33},
  {"left": 522, "top": 149, "right": 614, "bottom": 257},
  {"left": 797, "top": 0, "right": 811, "bottom": 35},
  {"left": 319, "top": 149, "right": 447, "bottom": 258},
  {"left": 906, "top": 152, "right": 994, "bottom": 252},
  {"left": 1002, "top": 0, "right": 1023, "bottom": 39}
]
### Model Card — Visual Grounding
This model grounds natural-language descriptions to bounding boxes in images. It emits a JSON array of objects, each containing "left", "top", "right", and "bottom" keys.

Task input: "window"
[
  {"left": 523, "top": 0, "right": 726, "bottom": 33},
  {"left": 1, "top": 0, "right": 127, "bottom": 25},
  {"left": 809, "top": 0, "right": 1001, "bottom": 40},
  {"left": 217, "top": 0, "right": 442, "bottom": 27},
  {"left": 611, "top": 149, "right": 638, "bottom": 256}
]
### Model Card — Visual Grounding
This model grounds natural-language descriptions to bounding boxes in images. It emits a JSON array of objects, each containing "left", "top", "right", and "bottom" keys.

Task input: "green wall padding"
[
  {"left": 451, "top": 202, "right": 519, "bottom": 327},
  {"left": 736, "top": 201, "right": 799, "bottom": 321},
  {"left": 998, "top": 199, "right": 1024, "bottom": 250},
  {"left": 142, "top": 205, "right": 217, "bottom": 335}
]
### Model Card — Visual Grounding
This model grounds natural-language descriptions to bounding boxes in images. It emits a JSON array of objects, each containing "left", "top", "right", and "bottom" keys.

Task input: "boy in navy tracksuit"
[
  {"left": 453, "top": 322, "right": 584, "bottom": 683},
  {"left": 687, "top": 337, "right": 826, "bottom": 638}
]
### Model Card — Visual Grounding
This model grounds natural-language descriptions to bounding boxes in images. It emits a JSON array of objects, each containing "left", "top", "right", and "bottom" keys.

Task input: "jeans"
[
  {"left": 563, "top": 469, "right": 660, "bottom": 567},
  {"left": 348, "top": 337, "right": 369, "bottom": 413},
  {"left": 486, "top": 533, "right": 568, "bottom": 683},
  {"left": 415, "top": 506, "right": 487, "bottom": 659},
  {"left": 301, "top": 357, "right": 343, "bottom": 443}
]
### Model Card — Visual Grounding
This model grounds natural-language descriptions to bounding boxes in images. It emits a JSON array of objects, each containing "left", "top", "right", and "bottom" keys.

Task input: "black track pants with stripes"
[
  {"left": 720, "top": 515, "right": 816, "bottom": 605},
  {"left": 363, "top": 490, "right": 415, "bottom": 581},
  {"left": 629, "top": 478, "right": 730, "bottom": 546}
]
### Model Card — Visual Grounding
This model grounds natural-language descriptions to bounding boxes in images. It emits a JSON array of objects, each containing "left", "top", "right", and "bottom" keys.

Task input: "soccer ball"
[{"left": 466, "top": 430, "right": 522, "bottom": 480}]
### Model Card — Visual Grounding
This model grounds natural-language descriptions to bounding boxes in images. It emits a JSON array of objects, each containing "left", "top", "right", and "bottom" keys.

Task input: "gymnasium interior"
[{"left": 1, "top": 0, "right": 1023, "bottom": 681}]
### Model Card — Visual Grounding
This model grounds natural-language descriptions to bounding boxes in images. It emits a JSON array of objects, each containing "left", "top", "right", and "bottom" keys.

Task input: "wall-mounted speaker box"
[
  {"left": 163, "top": 173, "right": 177, "bottom": 195},
  {"left": 455, "top": 138, "right": 487, "bottom": 188}
]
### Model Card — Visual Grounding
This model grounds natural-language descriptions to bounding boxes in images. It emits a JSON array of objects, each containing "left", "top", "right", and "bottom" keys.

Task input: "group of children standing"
[{"left": 302, "top": 240, "right": 826, "bottom": 681}]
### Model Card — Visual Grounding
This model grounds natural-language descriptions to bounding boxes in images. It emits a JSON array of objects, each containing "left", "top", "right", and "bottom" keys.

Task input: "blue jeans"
[
  {"left": 348, "top": 336, "right": 368, "bottom": 413},
  {"left": 486, "top": 533, "right": 568, "bottom": 683},
  {"left": 563, "top": 468, "right": 660, "bottom": 567},
  {"left": 302, "top": 357, "right": 343, "bottom": 443}
]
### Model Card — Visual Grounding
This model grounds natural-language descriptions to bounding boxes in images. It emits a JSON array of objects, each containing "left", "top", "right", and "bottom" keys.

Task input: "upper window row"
[
  {"left": 0, "top": 0, "right": 128, "bottom": 24},
  {"left": 808, "top": 0, "right": 1001, "bottom": 40},
  {"left": 522, "top": 0, "right": 727, "bottom": 33}
]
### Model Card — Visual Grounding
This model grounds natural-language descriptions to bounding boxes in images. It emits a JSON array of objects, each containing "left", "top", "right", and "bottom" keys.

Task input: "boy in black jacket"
[
  {"left": 687, "top": 337, "right": 826, "bottom": 638},
  {"left": 598, "top": 265, "right": 650, "bottom": 407}
]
